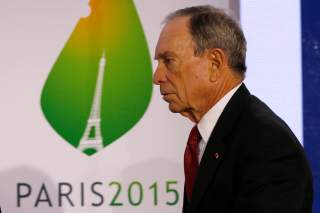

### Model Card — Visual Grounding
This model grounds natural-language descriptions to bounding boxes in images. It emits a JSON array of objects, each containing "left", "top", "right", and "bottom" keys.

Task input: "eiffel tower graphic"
[{"left": 78, "top": 50, "right": 106, "bottom": 153}]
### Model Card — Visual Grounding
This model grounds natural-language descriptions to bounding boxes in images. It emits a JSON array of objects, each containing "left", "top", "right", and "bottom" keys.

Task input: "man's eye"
[{"left": 164, "top": 58, "right": 174, "bottom": 64}]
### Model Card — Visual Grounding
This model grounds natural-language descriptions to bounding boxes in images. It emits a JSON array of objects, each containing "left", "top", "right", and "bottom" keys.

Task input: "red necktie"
[{"left": 184, "top": 125, "right": 201, "bottom": 201}]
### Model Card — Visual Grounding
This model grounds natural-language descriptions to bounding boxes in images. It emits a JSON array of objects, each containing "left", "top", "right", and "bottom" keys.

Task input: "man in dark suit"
[{"left": 153, "top": 5, "right": 313, "bottom": 213}]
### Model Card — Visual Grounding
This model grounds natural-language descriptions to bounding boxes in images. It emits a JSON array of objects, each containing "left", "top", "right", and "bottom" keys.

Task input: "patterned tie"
[{"left": 184, "top": 125, "right": 202, "bottom": 201}]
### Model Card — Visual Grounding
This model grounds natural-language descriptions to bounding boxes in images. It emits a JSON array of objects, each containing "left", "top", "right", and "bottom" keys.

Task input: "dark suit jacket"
[{"left": 183, "top": 84, "right": 313, "bottom": 213}]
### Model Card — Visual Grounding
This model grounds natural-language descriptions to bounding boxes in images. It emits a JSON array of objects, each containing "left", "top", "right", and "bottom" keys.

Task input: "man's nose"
[{"left": 153, "top": 65, "right": 167, "bottom": 85}]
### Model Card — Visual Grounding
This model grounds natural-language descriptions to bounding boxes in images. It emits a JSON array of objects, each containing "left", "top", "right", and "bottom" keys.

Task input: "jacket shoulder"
[{"left": 238, "top": 95, "right": 305, "bottom": 159}]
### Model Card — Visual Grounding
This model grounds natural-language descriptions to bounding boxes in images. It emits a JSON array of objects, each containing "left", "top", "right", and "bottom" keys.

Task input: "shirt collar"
[{"left": 197, "top": 83, "right": 242, "bottom": 143}]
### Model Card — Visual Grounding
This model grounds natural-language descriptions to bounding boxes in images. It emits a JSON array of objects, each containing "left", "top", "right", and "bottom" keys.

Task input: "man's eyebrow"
[{"left": 154, "top": 51, "right": 175, "bottom": 60}]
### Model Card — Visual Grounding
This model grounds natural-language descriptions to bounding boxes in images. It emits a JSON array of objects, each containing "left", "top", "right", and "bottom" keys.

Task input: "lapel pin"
[{"left": 213, "top": 152, "right": 220, "bottom": 159}]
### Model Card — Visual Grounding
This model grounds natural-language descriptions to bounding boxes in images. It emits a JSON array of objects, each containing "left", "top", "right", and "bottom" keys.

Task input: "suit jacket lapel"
[{"left": 188, "top": 84, "right": 251, "bottom": 212}]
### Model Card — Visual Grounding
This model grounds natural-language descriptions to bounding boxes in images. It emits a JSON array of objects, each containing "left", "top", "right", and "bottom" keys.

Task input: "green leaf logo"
[{"left": 40, "top": 0, "right": 153, "bottom": 156}]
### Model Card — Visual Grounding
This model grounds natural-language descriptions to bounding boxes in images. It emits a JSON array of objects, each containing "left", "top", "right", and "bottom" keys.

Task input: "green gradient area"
[{"left": 41, "top": 0, "right": 152, "bottom": 155}]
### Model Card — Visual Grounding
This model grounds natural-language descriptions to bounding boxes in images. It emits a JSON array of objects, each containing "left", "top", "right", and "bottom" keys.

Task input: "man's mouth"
[
  {"left": 161, "top": 92, "right": 173, "bottom": 97},
  {"left": 162, "top": 93, "right": 173, "bottom": 102}
]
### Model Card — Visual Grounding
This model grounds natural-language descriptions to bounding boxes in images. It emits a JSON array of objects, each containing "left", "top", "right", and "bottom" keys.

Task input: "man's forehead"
[
  {"left": 155, "top": 16, "right": 192, "bottom": 58},
  {"left": 163, "top": 16, "right": 190, "bottom": 33}
]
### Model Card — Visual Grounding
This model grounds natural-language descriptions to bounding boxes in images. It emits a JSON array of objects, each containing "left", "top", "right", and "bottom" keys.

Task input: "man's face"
[{"left": 153, "top": 17, "right": 211, "bottom": 116}]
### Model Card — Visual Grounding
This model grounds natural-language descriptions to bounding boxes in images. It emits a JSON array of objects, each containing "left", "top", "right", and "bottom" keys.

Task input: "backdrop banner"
[{"left": 0, "top": 0, "right": 303, "bottom": 212}]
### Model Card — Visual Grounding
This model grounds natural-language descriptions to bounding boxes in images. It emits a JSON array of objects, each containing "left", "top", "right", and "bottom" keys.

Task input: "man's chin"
[
  {"left": 168, "top": 104, "right": 195, "bottom": 122},
  {"left": 168, "top": 103, "right": 181, "bottom": 113},
  {"left": 168, "top": 106, "right": 180, "bottom": 113},
  {"left": 168, "top": 103, "right": 187, "bottom": 114}
]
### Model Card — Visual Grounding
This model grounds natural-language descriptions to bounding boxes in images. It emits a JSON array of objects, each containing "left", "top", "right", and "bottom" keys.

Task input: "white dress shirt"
[{"left": 197, "top": 83, "right": 242, "bottom": 162}]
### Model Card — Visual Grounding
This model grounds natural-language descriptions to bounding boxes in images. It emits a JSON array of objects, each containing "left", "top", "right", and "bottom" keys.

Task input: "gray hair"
[{"left": 165, "top": 5, "right": 247, "bottom": 74}]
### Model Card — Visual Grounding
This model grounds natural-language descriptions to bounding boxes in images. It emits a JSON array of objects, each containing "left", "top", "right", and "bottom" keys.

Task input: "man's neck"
[{"left": 187, "top": 79, "right": 243, "bottom": 123}]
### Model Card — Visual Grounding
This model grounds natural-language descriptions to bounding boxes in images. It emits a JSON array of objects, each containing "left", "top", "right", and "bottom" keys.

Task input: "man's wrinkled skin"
[{"left": 153, "top": 16, "right": 243, "bottom": 123}]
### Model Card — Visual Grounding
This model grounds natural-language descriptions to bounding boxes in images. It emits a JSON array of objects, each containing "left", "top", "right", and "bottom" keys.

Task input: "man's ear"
[{"left": 207, "top": 48, "right": 226, "bottom": 82}]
